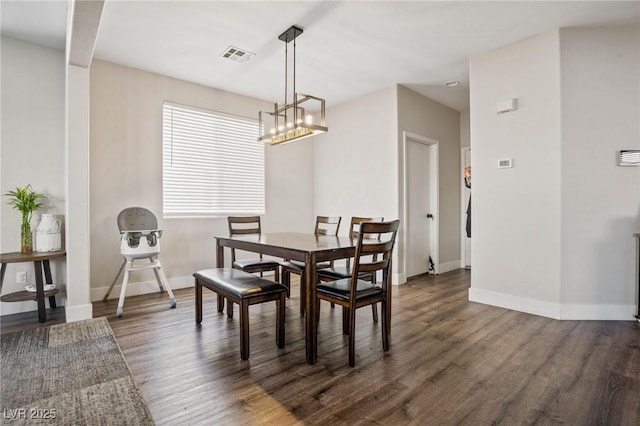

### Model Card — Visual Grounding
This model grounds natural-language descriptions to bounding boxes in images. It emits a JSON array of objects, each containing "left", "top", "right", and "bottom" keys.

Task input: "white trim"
[
  {"left": 402, "top": 131, "right": 440, "bottom": 278},
  {"left": 393, "top": 272, "right": 407, "bottom": 286},
  {"left": 469, "top": 287, "right": 636, "bottom": 321},
  {"left": 93, "top": 275, "right": 195, "bottom": 302},
  {"left": 559, "top": 304, "right": 637, "bottom": 321},
  {"left": 64, "top": 302, "right": 93, "bottom": 323},
  {"left": 439, "top": 260, "right": 461, "bottom": 274},
  {"left": 460, "top": 147, "right": 471, "bottom": 268}
]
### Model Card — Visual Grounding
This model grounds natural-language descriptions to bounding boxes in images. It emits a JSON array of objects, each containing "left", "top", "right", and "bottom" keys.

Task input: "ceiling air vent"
[
  {"left": 618, "top": 150, "right": 640, "bottom": 167},
  {"left": 221, "top": 46, "right": 254, "bottom": 63}
]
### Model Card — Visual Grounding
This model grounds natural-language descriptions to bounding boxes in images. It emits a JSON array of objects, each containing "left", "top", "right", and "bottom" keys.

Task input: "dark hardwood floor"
[{"left": 2, "top": 269, "right": 639, "bottom": 424}]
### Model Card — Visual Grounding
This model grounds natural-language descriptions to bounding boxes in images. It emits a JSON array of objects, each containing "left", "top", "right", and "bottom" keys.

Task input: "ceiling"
[{"left": 2, "top": 1, "right": 639, "bottom": 112}]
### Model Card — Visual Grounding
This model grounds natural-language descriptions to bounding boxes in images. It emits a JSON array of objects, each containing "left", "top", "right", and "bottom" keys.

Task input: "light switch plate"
[{"left": 497, "top": 98, "right": 517, "bottom": 114}]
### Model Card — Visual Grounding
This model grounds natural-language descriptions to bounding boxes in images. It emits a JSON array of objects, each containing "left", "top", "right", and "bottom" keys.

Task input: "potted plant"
[{"left": 4, "top": 184, "right": 47, "bottom": 253}]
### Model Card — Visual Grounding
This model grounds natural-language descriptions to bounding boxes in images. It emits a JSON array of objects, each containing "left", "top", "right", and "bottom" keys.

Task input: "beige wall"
[
  {"left": 313, "top": 85, "right": 462, "bottom": 282},
  {"left": 397, "top": 85, "right": 462, "bottom": 270},
  {"left": 1, "top": 37, "right": 67, "bottom": 315},
  {"left": 469, "top": 26, "right": 639, "bottom": 320},
  {"left": 559, "top": 25, "right": 640, "bottom": 312},
  {"left": 469, "top": 31, "right": 563, "bottom": 314},
  {"left": 89, "top": 60, "right": 314, "bottom": 300}
]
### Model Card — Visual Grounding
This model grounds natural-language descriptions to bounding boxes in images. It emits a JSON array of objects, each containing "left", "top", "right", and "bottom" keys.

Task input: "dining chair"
[
  {"left": 316, "top": 220, "right": 400, "bottom": 367},
  {"left": 280, "top": 216, "right": 341, "bottom": 315},
  {"left": 317, "top": 216, "right": 383, "bottom": 327},
  {"left": 227, "top": 216, "right": 280, "bottom": 282}
]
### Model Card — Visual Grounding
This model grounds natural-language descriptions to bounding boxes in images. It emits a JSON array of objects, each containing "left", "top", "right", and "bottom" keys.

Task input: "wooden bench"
[{"left": 194, "top": 268, "right": 287, "bottom": 360}]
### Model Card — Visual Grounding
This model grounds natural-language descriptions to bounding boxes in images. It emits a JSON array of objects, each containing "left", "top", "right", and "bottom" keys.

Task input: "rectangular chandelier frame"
[{"left": 258, "top": 25, "right": 328, "bottom": 146}]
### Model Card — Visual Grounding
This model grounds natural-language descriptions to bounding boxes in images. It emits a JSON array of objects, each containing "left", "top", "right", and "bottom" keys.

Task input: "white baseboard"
[
  {"left": 64, "top": 303, "right": 93, "bottom": 322},
  {"left": 438, "top": 260, "right": 461, "bottom": 274},
  {"left": 559, "top": 303, "right": 637, "bottom": 321},
  {"left": 393, "top": 273, "right": 407, "bottom": 286},
  {"left": 469, "top": 287, "right": 636, "bottom": 321},
  {"left": 92, "top": 275, "right": 195, "bottom": 302}
]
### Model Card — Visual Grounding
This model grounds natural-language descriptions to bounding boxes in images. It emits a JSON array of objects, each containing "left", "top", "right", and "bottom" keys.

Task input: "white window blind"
[{"left": 162, "top": 102, "right": 264, "bottom": 217}]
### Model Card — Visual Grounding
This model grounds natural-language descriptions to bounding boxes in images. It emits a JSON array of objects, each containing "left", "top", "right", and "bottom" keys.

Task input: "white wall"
[
  {"left": 89, "top": 60, "right": 314, "bottom": 301},
  {"left": 460, "top": 110, "right": 470, "bottom": 149},
  {"left": 559, "top": 26, "right": 640, "bottom": 318},
  {"left": 469, "top": 27, "right": 640, "bottom": 320},
  {"left": 397, "top": 85, "right": 461, "bottom": 271},
  {"left": 312, "top": 87, "right": 399, "bottom": 279},
  {"left": 469, "top": 31, "right": 563, "bottom": 317},
  {"left": 1, "top": 37, "right": 67, "bottom": 315},
  {"left": 313, "top": 87, "right": 398, "bottom": 225}
]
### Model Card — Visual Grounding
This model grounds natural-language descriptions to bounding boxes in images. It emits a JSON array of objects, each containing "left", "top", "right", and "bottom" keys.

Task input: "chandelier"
[{"left": 258, "top": 25, "right": 327, "bottom": 145}]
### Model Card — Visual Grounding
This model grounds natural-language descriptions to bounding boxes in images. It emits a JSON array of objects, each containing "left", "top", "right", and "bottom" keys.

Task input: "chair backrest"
[
  {"left": 314, "top": 216, "right": 341, "bottom": 236},
  {"left": 350, "top": 220, "right": 400, "bottom": 296},
  {"left": 117, "top": 207, "right": 158, "bottom": 232},
  {"left": 348, "top": 216, "right": 383, "bottom": 239},
  {"left": 227, "top": 216, "right": 262, "bottom": 261},
  {"left": 346, "top": 216, "right": 383, "bottom": 267}
]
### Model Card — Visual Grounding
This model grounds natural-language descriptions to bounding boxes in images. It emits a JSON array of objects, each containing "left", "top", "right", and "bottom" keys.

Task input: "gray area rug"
[{"left": 1, "top": 317, "right": 154, "bottom": 425}]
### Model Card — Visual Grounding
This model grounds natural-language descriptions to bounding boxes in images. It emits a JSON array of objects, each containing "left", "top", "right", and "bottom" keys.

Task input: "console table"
[{"left": 0, "top": 250, "right": 65, "bottom": 323}]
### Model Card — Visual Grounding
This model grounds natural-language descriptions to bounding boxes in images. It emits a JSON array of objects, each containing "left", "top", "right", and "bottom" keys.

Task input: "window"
[{"left": 162, "top": 102, "right": 264, "bottom": 217}]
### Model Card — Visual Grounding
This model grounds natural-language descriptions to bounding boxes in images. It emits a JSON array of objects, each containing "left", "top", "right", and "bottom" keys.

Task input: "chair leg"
[
  {"left": 276, "top": 293, "right": 285, "bottom": 348},
  {"left": 116, "top": 262, "right": 131, "bottom": 318},
  {"left": 240, "top": 300, "right": 250, "bottom": 360},
  {"left": 195, "top": 278, "right": 203, "bottom": 324},
  {"left": 154, "top": 264, "right": 176, "bottom": 308},
  {"left": 342, "top": 307, "right": 350, "bottom": 335},
  {"left": 299, "top": 274, "right": 306, "bottom": 316},
  {"left": 348, "top": 305, "right": 357, "bottom": 367},
  {"left": 372, "top": 303, "right": 378, "bottom": 323},
  {"left": 227, "top": 298, "right": 234, "bottom": 318},
  {"left": 282, "top": 269, "right": 291, "bottom": 298},
  {"left": 103, "top": 260, "right": 125, "bottom": 301},
  {"left": 274, "top": 266, "right": 279, "bottom": 283},
  {"left": 152, "top": 259, "right": 165, "bottom": 292},
  {"left": 217, "top": 294, "right": 224, "bottom": 313},
  {"left": 381, "top": 300, "right": 390, "bottom": 351}
]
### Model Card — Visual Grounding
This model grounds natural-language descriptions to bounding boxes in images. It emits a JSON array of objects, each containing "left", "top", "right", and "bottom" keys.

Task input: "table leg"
[
  {"left": 34, "top": 260, "right": 46, "bottom": 323},
  {"left": 0, "top": 262, "right": 6, "bottom": 293},
  {"left": 305, "top": 252, "right": 318, "bottom": 365},
  {"left": 216, "top": 240, "right": 231, "bottom": 317},
  {"left": 42, "top": 260, "right": 57, "bottom": 309}
]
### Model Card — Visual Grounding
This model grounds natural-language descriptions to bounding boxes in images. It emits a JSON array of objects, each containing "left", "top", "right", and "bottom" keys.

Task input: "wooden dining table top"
[{"left": 215, "top": 232, "right": 357, "bottom": 263}]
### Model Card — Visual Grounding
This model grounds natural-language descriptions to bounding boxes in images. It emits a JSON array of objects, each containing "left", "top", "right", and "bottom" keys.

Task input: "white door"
[{"left": 406, "top": 140, "right": 431, "bottom": 277}]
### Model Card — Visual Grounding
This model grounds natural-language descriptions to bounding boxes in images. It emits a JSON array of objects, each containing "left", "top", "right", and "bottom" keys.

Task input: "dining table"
[{"left": 215, "top": 232, "right": 357, "bottom": 365}]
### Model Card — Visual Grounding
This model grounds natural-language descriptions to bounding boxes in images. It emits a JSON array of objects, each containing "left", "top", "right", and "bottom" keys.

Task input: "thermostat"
[{"left": 498, "top": 159, "right": 513, "bottom": 168}]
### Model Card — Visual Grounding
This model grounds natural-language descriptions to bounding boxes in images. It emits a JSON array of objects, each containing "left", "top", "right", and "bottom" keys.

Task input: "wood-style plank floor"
[{"left": 3, "top": 269, "right": 639, "bottom": 425}]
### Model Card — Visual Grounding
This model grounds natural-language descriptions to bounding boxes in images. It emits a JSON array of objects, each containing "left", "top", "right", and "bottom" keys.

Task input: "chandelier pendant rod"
[{"left": 293, "top": 36, "right": 297, "bottom": 126}]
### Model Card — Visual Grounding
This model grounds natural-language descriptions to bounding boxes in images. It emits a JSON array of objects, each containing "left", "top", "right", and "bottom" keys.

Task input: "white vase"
[{"left": 36, "top": 214, "right": 62, "bottom": 252}]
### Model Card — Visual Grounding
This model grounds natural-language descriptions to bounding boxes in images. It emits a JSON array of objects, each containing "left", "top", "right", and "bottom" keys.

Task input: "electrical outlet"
[{"left": 16, "top": 271, "right": 27, "bottom": 283}]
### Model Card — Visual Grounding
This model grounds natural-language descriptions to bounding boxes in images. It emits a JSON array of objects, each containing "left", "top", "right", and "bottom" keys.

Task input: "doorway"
[
  {"left": 402, "top": 132, "right": 439, "bottom": 279},
  {"left": 461, "top": 147, "right": 471, "bottom": 268}
]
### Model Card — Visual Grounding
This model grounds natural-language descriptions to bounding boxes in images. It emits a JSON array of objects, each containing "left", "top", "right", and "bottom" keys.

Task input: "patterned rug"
[{"left": 0, "top": 317, "right": 154, "bottom": 425}]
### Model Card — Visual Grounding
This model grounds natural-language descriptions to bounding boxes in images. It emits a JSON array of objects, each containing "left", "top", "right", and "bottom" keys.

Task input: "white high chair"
[{"left": 104, "top": 207, "right": 176, "bottom": 317}]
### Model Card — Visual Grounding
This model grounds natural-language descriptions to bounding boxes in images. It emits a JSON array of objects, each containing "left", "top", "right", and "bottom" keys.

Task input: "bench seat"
[{"left": 194, "top": 268, "right": 287, "bottom": 360}]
